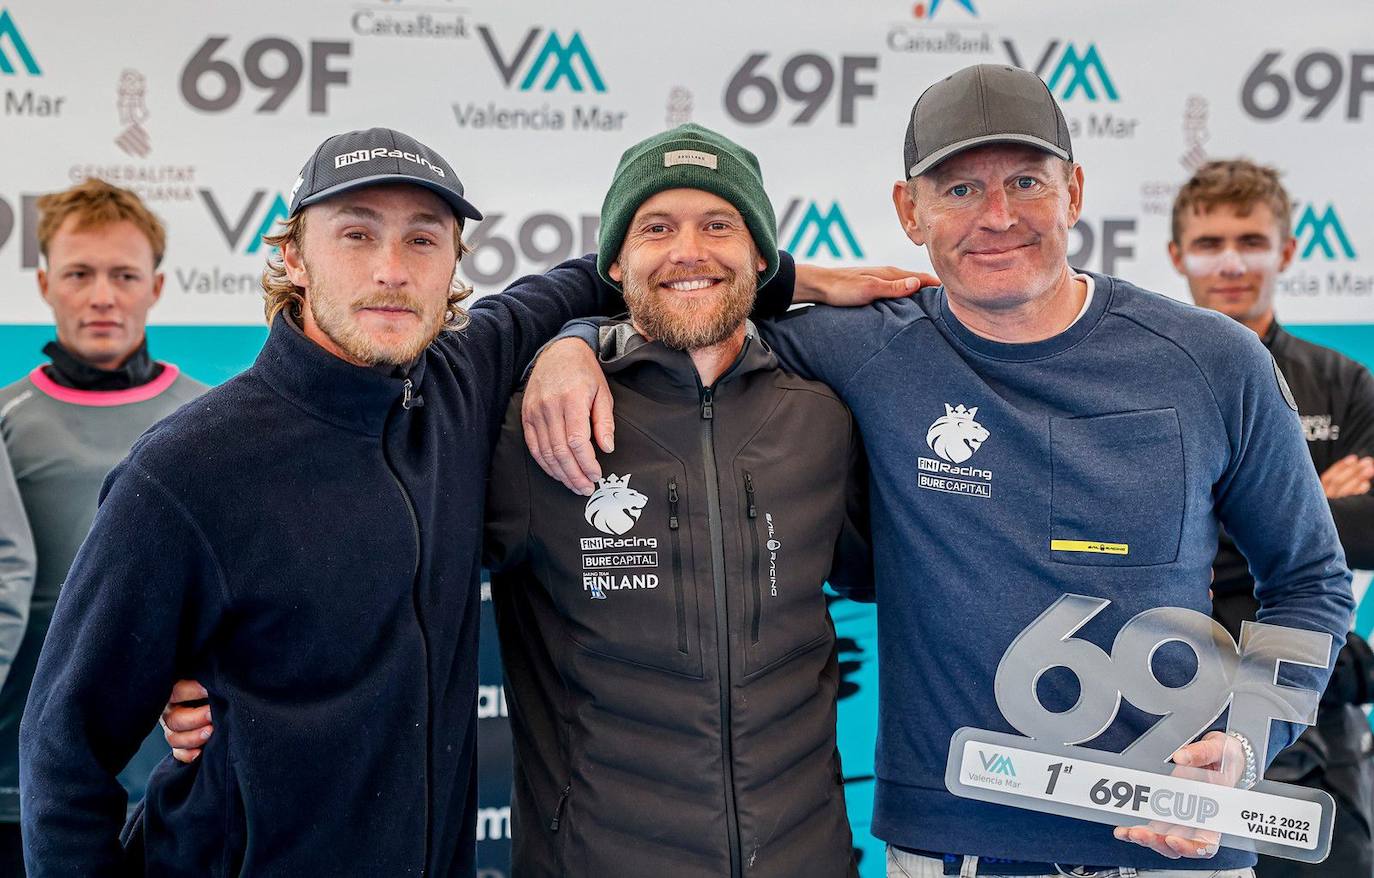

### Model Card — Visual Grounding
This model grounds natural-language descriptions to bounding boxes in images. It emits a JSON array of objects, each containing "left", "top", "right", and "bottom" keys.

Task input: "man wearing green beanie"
[{"left": 481, "top": 123, "right": 870, "bottom": 877}]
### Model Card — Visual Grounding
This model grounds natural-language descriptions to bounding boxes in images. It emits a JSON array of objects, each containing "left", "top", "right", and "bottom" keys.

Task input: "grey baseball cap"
[
  {"left": 287, "top": 127, "right": 483, "bottom": 223},
  {"left": 904, "top": 64, "right": 1073, "bottom": 178}
]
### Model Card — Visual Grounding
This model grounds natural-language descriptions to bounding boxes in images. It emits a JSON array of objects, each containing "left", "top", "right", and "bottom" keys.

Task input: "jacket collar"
[
  {"left": 1262, "top": 318, "right": 1286, "bottom": 350},
  {"left": 252, "top": 312, "right": 424, "bottom": 436},
  {"left": 42, "top": 338, "right": 163, "bottom": 390},
  {"left": 596, "top": 319, "right": 777, "bottom": 398}
]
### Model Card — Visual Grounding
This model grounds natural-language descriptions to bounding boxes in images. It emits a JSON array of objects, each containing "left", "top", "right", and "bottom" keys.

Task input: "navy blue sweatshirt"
[
  {"left": 18, "top": 258, "right": 658, "bottom": 876},
  {"left": 756, "top": 273, "right": 1354, "bottom": 870}
]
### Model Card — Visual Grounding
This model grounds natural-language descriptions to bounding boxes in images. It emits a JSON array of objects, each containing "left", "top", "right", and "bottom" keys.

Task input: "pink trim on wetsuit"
[{"left": 27, "top": 363, "right": 182, "bottom": 407}]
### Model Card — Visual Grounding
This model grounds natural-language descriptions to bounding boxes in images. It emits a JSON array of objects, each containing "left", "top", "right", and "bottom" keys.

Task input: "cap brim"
[
  {"left": 295, "top": 173, "right": 483, "bottom": 222},
  {"left": 908, "top": 133, "right": 1071, "bottom": 178}
]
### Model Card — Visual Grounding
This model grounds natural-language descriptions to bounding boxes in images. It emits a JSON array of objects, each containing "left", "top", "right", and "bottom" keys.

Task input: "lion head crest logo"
[
  {"left": 584, "top": 474, "right": 648, "bottom": 536},
  {"left": 926, "top": 403, "right": 989, "bottom": 464}
]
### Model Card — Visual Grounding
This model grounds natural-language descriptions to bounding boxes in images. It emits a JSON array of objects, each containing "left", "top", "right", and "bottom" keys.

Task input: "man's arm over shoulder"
[
  {"left": 1210, "top": 332, "right": 1355, "bottom": 762},
  {"left": 443, "top": 256, "right": 619, "bottom": 411},
  {"left": 756, "top": 293, "right": 928, "bottom": 391},
  {"left": 0, "top": 437, "right": 35, "bottom": 693},
  {"left": 1328, "top": 362, "right": 1374, "bottom": 568},
  {"left": 19, "top": 459, "right": 225, "bottom": 875}
]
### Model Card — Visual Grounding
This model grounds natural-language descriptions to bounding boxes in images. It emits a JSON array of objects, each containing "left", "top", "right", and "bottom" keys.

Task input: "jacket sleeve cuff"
[
  {"left": 751, "top": 251, "right": 795, "bottom": 319},
  {"left": 521, "top": 318, "right": 609, "bottom": 384}
]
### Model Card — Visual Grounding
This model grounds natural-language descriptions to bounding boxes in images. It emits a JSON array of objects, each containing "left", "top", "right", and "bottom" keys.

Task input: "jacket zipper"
[
  {"left": 384, "top": 392, "right": 431, "bottom": 873},
  {"left": 699, "top": 385, "right": 742, "bottom": 878},
  {"left": 549, "top": 784, "right": 571, "bottom": 831},
  {"left": 668, "top": 478, "right": 687, "bottom": 655},
  {"left": 744, "top": 471, "right": 762, "bottom": 645}
]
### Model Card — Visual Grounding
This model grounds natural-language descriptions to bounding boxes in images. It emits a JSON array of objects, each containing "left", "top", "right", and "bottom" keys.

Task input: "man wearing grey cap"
[
  {"left": 13, "top": 126, "right": 824, "bottom": 877},
  {"left": 521, "top": 64, "right": 1353, "bottom": 876}
]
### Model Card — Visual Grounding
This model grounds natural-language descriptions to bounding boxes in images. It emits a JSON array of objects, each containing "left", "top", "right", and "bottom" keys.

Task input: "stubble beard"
[
  {"left": 306, "top": 265, "right": 447, "bottom": 366},
  {"left": 622, "top": 265, "right": 757, "bottom": 352}
]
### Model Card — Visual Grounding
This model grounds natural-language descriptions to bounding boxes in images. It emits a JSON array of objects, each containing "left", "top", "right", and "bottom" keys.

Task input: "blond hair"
[
  {"left": 260, "top": 213, "right": 473, "bottom": 329},
  {"left": 36, "top": 178, "right": 167, "bottom": 266},
  {"left": 1172, "top": 159, "right": 1292, "bottom": 245}
]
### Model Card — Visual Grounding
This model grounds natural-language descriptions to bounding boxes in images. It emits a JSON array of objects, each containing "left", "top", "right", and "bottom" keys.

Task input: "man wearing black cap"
[
  {"left": 521, "top": 65, "right": 1353, "bottom": 876},
  {"left": 13, "top": 127, "right": 813, "bottom": 877}
]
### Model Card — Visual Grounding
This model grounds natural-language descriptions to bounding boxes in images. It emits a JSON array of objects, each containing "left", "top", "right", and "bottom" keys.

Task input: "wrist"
[{"left": 792, "top": 264, "right": 832, "bottom": 304}]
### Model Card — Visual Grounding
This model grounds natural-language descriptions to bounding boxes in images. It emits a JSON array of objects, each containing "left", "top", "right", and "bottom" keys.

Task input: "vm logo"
[
  {"left": 978, "top": 750, "right": 1016, "bottom": 776},
  {"left": 477, "top": 26, "right": 605, "bottom": 93},
  {"left": 1295, "top": 204, "right": 1357, "bottom": 260},
  {"left": 0, "top": 9, "right": 40, "bottom": 76},
  {"left": 1003, "top": 40, "right": 1118, "bottom": 102},
  {"left": 198, "top": 189, "right": 289, "bottom": 255},
  {"left": 913, "top": 0, "right": 977, "bottom": 19},
  {"left": 779, "top": 199, "right": 863, "bottom": 260}
]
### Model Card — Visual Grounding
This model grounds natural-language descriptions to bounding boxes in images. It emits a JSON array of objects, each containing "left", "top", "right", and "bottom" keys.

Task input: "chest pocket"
[
  {"left": 1049, "top": 408, "right": 1185, "bottom": 567},
  {"left": 545, "top": 460, "right": 703, "bottom": 679}
]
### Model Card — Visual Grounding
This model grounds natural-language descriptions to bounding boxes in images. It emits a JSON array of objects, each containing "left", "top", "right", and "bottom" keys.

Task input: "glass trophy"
[{"left": 944, "top": 594, "right": 1335, "bottom": 863}]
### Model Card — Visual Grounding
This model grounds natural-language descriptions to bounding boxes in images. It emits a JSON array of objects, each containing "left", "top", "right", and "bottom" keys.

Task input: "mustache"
[
  {"left": 351, "top": 294, "right": 423, "bottom": 313},
  {"left": 650, "top": 265, "right": 736, "bottom": 286}
]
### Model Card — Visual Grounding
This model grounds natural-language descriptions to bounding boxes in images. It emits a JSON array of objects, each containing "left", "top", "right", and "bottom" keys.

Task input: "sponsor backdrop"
[{"left": 0, "top": 1, "right": 1370, "bottom": 873}]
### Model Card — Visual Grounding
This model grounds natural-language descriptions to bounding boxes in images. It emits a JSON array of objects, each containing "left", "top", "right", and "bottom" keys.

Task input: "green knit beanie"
[{"left": 597, "top": 123, "right": 778, "bottom": 290}]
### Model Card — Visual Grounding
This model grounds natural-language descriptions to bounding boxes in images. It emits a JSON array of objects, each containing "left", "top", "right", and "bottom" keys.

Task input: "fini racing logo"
[
  {"left": 584, "top": 474, "right": 647, "bottom": 536},
  {"left": 334, "top": 147, "right": 446, "bottom": 178},
  {"left": 926, "top": 403, "right": 989, "bottom": 464}
]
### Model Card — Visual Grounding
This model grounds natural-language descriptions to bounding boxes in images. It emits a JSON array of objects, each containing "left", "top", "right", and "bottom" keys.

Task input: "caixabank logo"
[
  {"left": 888, "top": 0, "right": 992, "bottom": 57},
  {"left": 1002, "top": 39, "right": 1137, "bottom": 140},
  {"left": 779, "top": 199, "right": 863, "bottom": 261},
  {"left": 1, "top": 9, "right": 63, "bottom": 118},
  {"left": 456, "top": 25, "right": 625, "bottom": 132},
  {"left": 1278, "top": 203, "right": 1370, "bottom": 301}
]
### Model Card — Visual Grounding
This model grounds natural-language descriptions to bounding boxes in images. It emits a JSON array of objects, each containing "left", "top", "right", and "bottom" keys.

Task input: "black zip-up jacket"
[
  {"left": 1212, "top": 320, "right": 1374, "bottom": 877},
  {"left": 485, "top": 321, "right": 870, "bottom": 878},
  {"left": 18, "top": 254, "right": 794, "bottom": 877}
]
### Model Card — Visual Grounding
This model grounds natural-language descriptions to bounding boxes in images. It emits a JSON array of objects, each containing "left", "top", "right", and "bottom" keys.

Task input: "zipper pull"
[
  {"left": 744, "top": 471, "right": 757, "bottom": 519},
  {"left": 700, "top": 387, "right": 714, "bottom": 420},
  {"left": 668, "top": 478, "right": 680, "bottom": 530},
  {"left": 401, "top": 378, "right": 414, "bottom": 410},
  {"left": 550, "top": 784, "right": 571, "bottom": 831}
]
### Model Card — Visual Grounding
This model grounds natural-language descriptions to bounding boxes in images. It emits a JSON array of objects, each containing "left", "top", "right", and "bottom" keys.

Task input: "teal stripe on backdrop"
[
  {"left": 0, "top": 324, "right": 268, "bottom": 387},
  {"left": 3, "top": 322, "right": 1374, "bottom": 389}
]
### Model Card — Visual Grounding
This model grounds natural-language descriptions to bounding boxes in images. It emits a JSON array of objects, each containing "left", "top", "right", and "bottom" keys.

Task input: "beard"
[
  {"left": 305, "top": 270, "right": 446, "bottom": 367},
  {"left": 622, "top": 263, "right": 757, "bottom": 351}
]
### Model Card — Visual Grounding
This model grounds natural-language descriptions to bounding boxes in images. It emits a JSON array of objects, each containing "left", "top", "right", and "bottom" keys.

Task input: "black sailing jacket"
[{"left": 486, "top": 321, "right": 870, "bottom": 878}]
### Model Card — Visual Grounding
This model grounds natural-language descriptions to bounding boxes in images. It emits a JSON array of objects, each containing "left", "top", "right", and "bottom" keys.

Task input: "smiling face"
[
  {"left": 283, "top": 184, "right": 458, "bottom": 367},
  {"left": 609, "top": 188, "right": 765, "bottom": 351},
  {"left": 37, "top": 217, "right": 164, "bottom": 368},
  {"left": 1169, "top": 201, "right": 1295, "bottom": 333},
  {"left": 895, "top": 144, "right": 1083, "bottom": 315}
]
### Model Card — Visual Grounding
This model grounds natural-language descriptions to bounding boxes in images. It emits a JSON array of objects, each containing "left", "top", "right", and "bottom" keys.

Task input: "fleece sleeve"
[
  {"left": 0, "top": 438, "right": 34, "bottom": 693},
  {"left": 18, "top": 460, "right": 225, "bottom": 876},
  {"left": 1211, "top": 340, "right": 1355, "bottom": 766}
]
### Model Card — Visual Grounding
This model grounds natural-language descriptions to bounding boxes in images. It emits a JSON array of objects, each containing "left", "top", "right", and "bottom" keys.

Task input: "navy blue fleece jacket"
[{"left": 17, "top": 254, "right": 792, "bottom": 877}]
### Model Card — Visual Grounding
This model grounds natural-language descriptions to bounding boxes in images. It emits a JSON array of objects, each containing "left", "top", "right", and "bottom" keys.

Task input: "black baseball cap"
[
  {"left": 904, "top": 64, "right": 1073, "bottom": 178},
  {"left": 287, "top": 127, "right": 483, "bottom": 223}
]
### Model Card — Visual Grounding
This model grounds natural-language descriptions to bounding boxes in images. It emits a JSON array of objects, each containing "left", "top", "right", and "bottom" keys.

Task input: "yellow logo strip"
[{"left": 1050, "top": 539, "right": 1129, "bottom": 556}]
